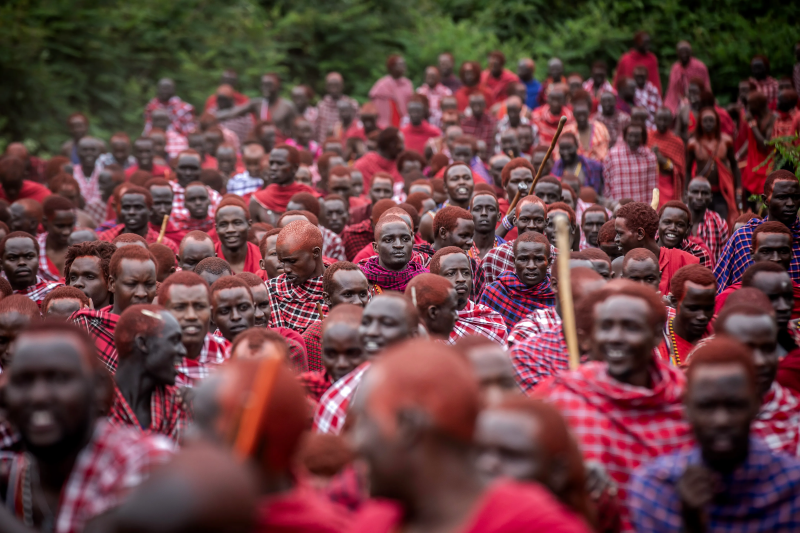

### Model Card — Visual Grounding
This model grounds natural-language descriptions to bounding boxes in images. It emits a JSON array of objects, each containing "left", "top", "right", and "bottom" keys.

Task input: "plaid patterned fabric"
[
  {"left": 298, "top": 370, "right": 332, "bottom": 402},
  {"left": 144, "top": 96, "right": 196, "bottom": 136},
  {"left": 267, "top": 274, "right": 328, "bottom": 333},
  {"left": 633, "top": 81, "right": 662, "bottom": 127},
  {"left": 629, "top": 439, "right": 800, "bottom": 533},
  {"left": 174, "top": 333, "right": 231, "bottom": 388},
  {"left": 552, "top": 154, "right": 605, "bottom": 194},
  {"left": 15, "top": 275, "right": 62, "bottom": 309},
  {"left": 321, "top": 226, "right": 347, "bottom": 261},
  {"left": 85, "top": 199, "right": 108, "bottom": 226},
  {"left": 531, "top": 105, "right": 575, "bottom": 146},
  {"left": 479, "top": 271, "right": 556, "bottom": 332},
  {"left": 341, "top": 219, "right": 374, "bottom": 261},
  {"left": 468, "top": 235, "right": 506, "bottom": 264},
  {"left": 96, "top": 223, "right": 179, "bottom": 255},
  {"left": 511, "top": 324, "right": 570, "bottom": 392},
  {"left": 301, "top": 319, "right": 324, "bottom": 372},
  {"left": 680, "top": 237, "right": 713, "bottom": 269},
  {"left": 313, "top": 362, "right": 370, "bottom": 434},
  {"left": 692, "top": 206, "right": 729, "bottom": 263},
  {"left": 316, "top": 95, "right": 359, "bottom": 143},
  {"left": 164, "top": 130, "right": 188, "bottom": 160},
  {"left": 360, "top": 256, "right": 428, "bottom": 293},
  {"left": 752, "top": 382, "right": 800, "bottom": 457},
  {"left": 226, "top": 171, "right": 264, "bottom": 197},
  {"left": 535, "top": 359, "right": 693, "bottom": 532},
  {"left": 73, "top": 164, "right": 102, "bottom": 207},
  {"left": 71, "top": 308, "right": 120, "bottom": 373},
  {"left": 37, "top": 232, "right": 61, "bottom": 282},
  {"left": 325, "top": 465, "right": 367, "bottom": 512},
  {"left": 446, "top": 300, "right": 509, "bottom": 345},
  {"left": 460, "top": 113, "right": 497, "bottom": 150},
  {"left": 0, "top": 421, "right": 173, "bottom": 533},
  {"left": 753, "top": 76, "right": 780, "bottom": 109},
  {"left": 108, "top": 385, "right": 188, "bottom": 443},
  {"left": 482, "top": 241, "right": 558, "bottom": 285},
  {"left": 594, "top": 110, "right": 630, "bottom": 147},
  {"left": 602, "top": 142, "right": 658, "bottom": 203},
  {"left": 582, "top": 79, "right": 616, "bottom": 96},
  {"left": 714, "top": 216, "right": 800, "bottom": 293},
  {"left": 416, "top": 83, "right": 453, "bottom": 128},
  {"left": 507, "top": 307, "right": 561, "bottom": 346},
  {"left": 168, "top": 181, "right": 222, "bottom": 232}
]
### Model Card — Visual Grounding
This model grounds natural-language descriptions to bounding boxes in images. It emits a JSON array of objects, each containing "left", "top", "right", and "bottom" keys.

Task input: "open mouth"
[
  {"left": 182, "top": 325, "right": 201, "bottom": 335},
  {"left": 364, "top": 340, "right": 382, "bottom": 353},
  {"left": 456, "top": 187, "right": 469, "bottom": 195},
  {"left": 605, "top": 348, "right": 627, "bottom": 362}
]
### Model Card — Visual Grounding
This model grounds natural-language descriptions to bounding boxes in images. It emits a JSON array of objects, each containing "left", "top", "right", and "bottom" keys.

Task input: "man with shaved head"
[
  {"left": 250, "top": 144, "right": 317, "bottom": 225},
  {"left": 2, "top": 231, "right": 62, "bottom": 308},
  {"left": 314, "top": 292, "right": 420, "bottom": 434},
  {"left": 517, "top": 57, "right": 541, "bottom": 111},
  {"left": 227, "top": 142, "right": 266, "bottom": 197},
  {"left": 39, "top": 195, "right": 77, "bottom": 281},
  {"left": 213, "top": 197, "right": 266, "bottom": 277},
  {"left": 8, "top": 197, "right": 42, "bottom": 235},
  {"left": 0, "top": 153, "right": 50, "bottom": 203},
  {"left": 532, "top": 83, "right": 575, "bottom": 146},
  {"left": 169, "top": 149, "right": 223, "bottom": 233},
  {"left": 360, "top": 214, "right": 427, "bottom": 294}
]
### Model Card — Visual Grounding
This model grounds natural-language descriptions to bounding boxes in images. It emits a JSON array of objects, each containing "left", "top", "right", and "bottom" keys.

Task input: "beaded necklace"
[{"left": 668, "top": 317, "right": 682, "bottom": 366}]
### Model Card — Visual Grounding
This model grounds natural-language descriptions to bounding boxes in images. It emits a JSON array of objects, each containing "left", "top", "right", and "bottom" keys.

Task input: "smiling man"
[
  {"left": 429, "top": 247, "right": 507, "bottom": 345},
  {"left": 1, "top": 231, "right": 62, "bottom": 308},
  {"left": 536, "top": 280, "right": 692, "bottom": 531},
  {"left": 213, "top": 196, "right": 265, "bottom": 277},
  {"left": 98, "top": 185, "right": 179, "bottom": 254},
  {"left": 110, "top": 304, "right": 188, "bottom": 442},
  {"left": 0, "top": 322, "right": 173, "bottom": 531},
  {"left": 209, "top": 276, "right": 255, "bottom": 343},
  {"left": 657, "top": 200, "right": 712, "bottom": 268},
  {"left": 442, "top": 162, "right": 474, "bottom": 210}
]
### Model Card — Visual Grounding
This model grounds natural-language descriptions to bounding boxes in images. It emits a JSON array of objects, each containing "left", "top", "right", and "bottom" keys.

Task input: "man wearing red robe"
[
  {"left": 614, "top": 31, "right": 662, "bottom": 94},
  {"left": 250, "top": 144, "right": 317, "bottom": 226}
]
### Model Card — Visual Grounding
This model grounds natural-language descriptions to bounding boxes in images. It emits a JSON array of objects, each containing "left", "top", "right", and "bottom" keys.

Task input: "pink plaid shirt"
[
  {"left": 603, "top": 142, "right": 658, "bottom": 203},
  {"left": 446, "top": 300, "right": 509, "bottom": 345},
  {"left": 320, "top": 226, "right": 346, "bottom": 262},
  {"left": 143, "top": 96, "right": 196, "bottom": 136},
  {"left": 507, "top": 307, "right": 562, "bottom": 346},
  {"left": 73, "top": 164, "right": 102, "bottom": 207},
  {"left": 634, "top": 81, "right": 662, "bottom": 128},
  {"left": 37, "top": 232, "right": 61, "bottom": 282},
  {"left": 14, "top": 275, "right": 62, "bottom": 308},
  {"left": 313, "top": 362, "right": 370, "bottom": 435},
  {"left": 164, "top": 130, "right": 188, "bottom": 160},
  {"left": 416, "top": 83, "right": 453, "bottom": 127},
  {"left": 174, "top": 333, "right": 231, "bottom": 388},
  {"left": 692, "top": 208, "right": 729, "bottom": 262},
  {"left": 168, "top": 181, "right": 222, "bottom": 231}
]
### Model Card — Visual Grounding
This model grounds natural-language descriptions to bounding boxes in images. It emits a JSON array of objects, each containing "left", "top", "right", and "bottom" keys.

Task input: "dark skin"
[
  {"left": 533, "top": 182, "right": 562, "bottom": 206},
  {"left": 582, "top": 212, "right": 607, "bottom": 247},
  {"left": 149, "top": 185, "right": 174, "bottom": 227},
  {"left": 211, "top": 287, "right": 255, "bottom": 342},
  {"left": 434, "top": 218, "right": 475, "bottom": 254},
  {"left": 259, "top": 234, "right": 283, "bottom": 279},
  {"left": 0, "top": 311, "right": 33, "bottom": 369},
  {"left": 545, "top": 211, "right": 577, "bottom": 251},
  {"left": 615, "top": 216, "right": 660, "bottom": 257},
  {"left": 248, "top": 283, "right": 271, "bottom": 328},
  {"left": 748, "top": 271, "right": 795, "bottom": 352},
  {"left": 215, "top": 206, "right": 251, "bottom": 274},
  {"left": 2, "top": 237, "right": 39, "bottom": 291},
  {"left": 109, "top": 259, "right": 157, "bottom": 315},
  {"left": 658, "top": 206, "right": 690, "bottom": 249},
  {"left": 323, "top": 321, "right": 367, "bottom": 382},
  {"left": 370, "top": 177, "right": 394, "bottom": 205},
  {"left": 322, "top": 269, "right": 371, "bottom": 308},
  {"left": 685, "top": 113, "right": 741, "bottom": 195},
  {"left": 437, "top": 252, "right": 472, "bottom": 310},
  {"left": 514, "top": 202, "right": 547, "bottom": 237},
  {"left": 114, "top": 312, "right": 186, "bottom": 429},
  {"left": 119, "top": 193, "right": 150, "bottom": 237},
  {"left": 514, "top": 241, "right": 549, "bottom": 287},
  {"left": 672, "top": 283, "right": 715, "bottom": 343},
  {"left": 557, "top": 138, "right": 588, "bottom": 185},
  {"left": 9, "top": 203, "right": 40, "bottom": 235},
  {"left": 276, "top": 234, "right": 325, "bottom": 286},
  {"left": 471, "top": 194, "right": 500, "bottom": 260},
  {"left": 323, "top": 198, "right": 349, "bottom": 235},
  {"left": 67, "top": 255, "right": 111, "bottom": 309},
  {"left": 178, "top": 238, "right": 215, "bottom": 272},
  {"left": 328, "top": 175, "right": 353, "bottom": 203},
  {"left": 184, "top": 185, "right": 211, "bottom": 221},
  {"left": 488, "top": 155, "right": 510, "bottom": 189},
  {"left": 373, "top": 221, "right": 414, "bottom": 271},
  {"left": 133, "top": 139, "right": 155, "bottom": 171},
  {"left": 463, "top": 344, "right": 518, "bottom": 406},
  {"left": 763, "top": 179, "right": 800, "bottom": 227},
  {"left": 162, "top": 284, "right": 212, "bottom": 360},
  {"left": 359, "top": 296, "right": 417, "bottom": 357},
  {"left": 175, "top": 154, "right": 202, "bottom": 189},
  {"left": 45, "top": 298, "right": 84, "bottom": 319},
  {"left": 752, "top": 232, "right": 793, "bottom": 270},
  {"left": 451, "top": 143, "right": 473, "bottom": 165},
  {"left": 686, "top": 178, "right": 712, "bottom": 237},
  {"left": 623, "top": 258, "right": 661, "bottom": 292},
  {"left": 250, "top": 148, "right": 299, "bottom": 225},
  {"left": 45, "top": 210, "right": 77, "bottom": 276},
  {"left": 420, "top": 286, "right": 459, "bottom": 339},
  {"left": 720, "top": 313, "right": 778, "bottom": 398}
]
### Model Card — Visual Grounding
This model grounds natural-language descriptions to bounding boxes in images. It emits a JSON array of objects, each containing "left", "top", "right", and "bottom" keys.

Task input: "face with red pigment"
[{"left": 277, "top": 233, "right": 321, "bottom": 286}]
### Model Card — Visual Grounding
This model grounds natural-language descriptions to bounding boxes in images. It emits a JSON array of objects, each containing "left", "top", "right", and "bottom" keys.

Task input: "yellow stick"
[
  {"left": 650, "top": 188, "right": 660, "bottom": 211},
  {"left": 555, "top": 216, "right": 580, "bottom": 370},
  {"left": 531, "top": 116, "right": 568, "bottom": 189},
  {"left": 157, "top": 214, "right": 169, "bottom": 244}
]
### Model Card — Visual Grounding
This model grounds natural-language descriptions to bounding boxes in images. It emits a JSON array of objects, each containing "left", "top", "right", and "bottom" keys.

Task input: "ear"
[
  {"left": 636, "top": 227, "right": 646, "bottom": 241},
  {"left": 107, "top": 274, "right": 116, "bottom": 295},
  {"left": 259, "top": 259, "right": 266, "bottom": 270},
  {"left": 427, "top": 305, "right": 438, "bottom": 322},
  {"left": 372, "top": 241, "right": 378, "bottom": 254},
  {"left": 547, "top": 456, "right": 571, "bottom": 495},
  {"left": 169, "top": 266, "right": 176, "bottom": 275},
  {"left": 312, "top": 246, "right": 322, "bottom": 259},
  {"left": 395, "top": 407, "right": 429, "bottom": 449},
  {"left": 322, "top": 291, "right": 332, "bottom": 306},
  {"left": 134, "top": 334, "right": 149, "bottom": 355}
]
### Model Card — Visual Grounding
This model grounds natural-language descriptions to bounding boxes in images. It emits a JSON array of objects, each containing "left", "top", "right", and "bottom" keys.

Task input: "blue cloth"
[
  {"left": 629, "top": 438, "right": 800, "bottom": 533},
  {"left": 470, "top": 156, "right": 492, "bottom": 185},
  {"left": 523, "top": 79, "right": 542, "bottom": 110},
  {"left": 552, "top": 155, "right": 604, "bottom": 195},
  {"left": 713, "top": 216, "right": 800, "bottom": 293},
  {"left": 226, "top": 171, "right": 265, "bottom": 197}
]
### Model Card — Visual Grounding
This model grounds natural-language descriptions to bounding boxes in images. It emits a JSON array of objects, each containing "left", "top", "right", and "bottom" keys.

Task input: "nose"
[
  {"left": 133, "top": 283, "right": 148, "bottom": 298},
  {"left": 769, "top": 251, "right": 781, "bottom": 261},
  {"left": 184, "top": 305, "right": 198, "bottom": 321},
  {"left": 364, "top": 320, "right": 381, "bottom": 337},
  {"left": 776, "top": 296, "right": 792, "bottom": 312},
  {"left": 253, "top": 305, "right": 265, "bottom": 322},
  {"left": 231, "top": 307, "right": 242, "bottom": 322}
]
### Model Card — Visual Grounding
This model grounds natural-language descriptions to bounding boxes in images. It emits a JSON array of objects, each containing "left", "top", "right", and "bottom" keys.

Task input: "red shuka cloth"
[
  {"left": 352, "top": 151, "right": 403, "bottom": 188},
  {"left": 614, "top": 49, "right": 662, "bottom": 94},
  {"left": 214, "top": 240, "right": 267, "bottom": 277},
  {"left": 400, "top": 121, "right": 442, "bottom": 156},
  {"left": 742, "top": 123, "right": 773, "bottom": 195},
  {"left": 255, "top": 481, "right": 350, "bottom": 533},
  {"left": 251, "top": 182, "right": 318, "bottom": 213},
  {"left": 648, "top": 130, "right": 685, "bottom": 205},
  {"left": 0, "top": 180, "right": 51, "bottom": 203},
  {"left": 658, "top": 246, "right": 700, "bottom": 295}
]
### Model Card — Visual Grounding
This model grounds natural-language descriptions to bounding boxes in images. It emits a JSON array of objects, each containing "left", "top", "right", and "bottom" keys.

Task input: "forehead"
[
  {"left": 752, "top": 271, "right": 792, "bottom": 291},
  {"left": 472, "top": 194, "right": 498, "bottom": 208},
  {"left": 185, "top": 186, "right": 208, "bottom": 197},
  {"left": 331, "top": 268, "right": 367, "bottom": 287},
  {"left": 379, "top": 221, "right": 411, "bottom": 237},
  {"left": 178, "top": 155, "right": 200, "bottom": 166},
  {"left": 168, "top": 283, "right": 210, "bottom": 303},
  {"left": 217, "top": 205, "right": 247, "bottom": 220},
  {"left": 688, "top": 179, "right": 711, "bottom": 191},
  {"left": 599, "top": 294, "right": 649, "bottom": 317},
  {"left": 181, "top": 238, "right": 214, "bottom": 254},
  {"left": 446, "top": 164, "right": 472, "bottom": 178},
  {"left": 516, "top": 241, "right": 546, "bottom": 255},
  {"left": 270, "top": 149, "right": 289, "bottom": 161},
  {"left": 121, "top": 193, "right": 147, "bottom": 204},
  {"left": 0, "top": 311, "right": 31, "bottom": 328},
  {"left": 4, "top": 236, "right": 36, "bottom": 252},
  {"left": 625, "top": 258, "right": 658, "bottom": 272},
  {"left": 71, "top": 255, "right": 102, "bottom": 270},
  {"left": 364, "top": 297, "right": 407, "bottom": 318},
  {"left": 723, "top": 313, "right": 775, "bottom": 336},
  {"left": 118, "top": 258, "right": 156, "bottom": 277},
  {"left": 518, "top": 202, "right": 545, "bottom": 216},
  {"left": 584, "top": 211, "right": 606, "bottom": 222},
  {"left": 439, "top": 252, "right": 471, "bottom": 270},
  {"left": 534, "top": 181, "right": 560, "bottom": 192},
  {"left": 689, "top": 364, "right": 751, "bottom": 395},
  {"left": 372, "top": 176, "right": 393, "bottom": 188},
  {"left": 772, "top": 179, "right": 799, "bottom": 194},
  {"left": 660, "top": 206, "right": 688, "bottom": 220},
  {"left": 756, "top": 232, "right": 792, "bottom": 246},
  {"left": 213, "top": 286, "right": 252, "bottom": 304},
  {"left": 324, "top": 199, "right": 347, "bottom": 210},
  {"left": 11, "top": 334, "right": 90, "bottom": 374}
]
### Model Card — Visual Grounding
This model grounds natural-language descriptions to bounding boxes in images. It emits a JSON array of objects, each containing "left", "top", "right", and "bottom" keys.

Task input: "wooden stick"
[
  {"left": 506, "top": 186, "right": 525, "bottom": 216},
  {"left": 315, "top": 302, "right": 325, "bottom": 320},
  {"left": 156, "top": 214, "right": 169, "bottom": 244},
  {"left": 650, "top": 188, "right": 660, "bottom": 211},
  {"left": 531, "top": 116, "right": 568, "bottom": 190},
  {"left": 555, "top": 216, "right": 580, "bottom": 370}
]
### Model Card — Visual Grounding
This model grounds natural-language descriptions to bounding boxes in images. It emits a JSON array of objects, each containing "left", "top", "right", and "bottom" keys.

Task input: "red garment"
[
  {"left": 658, "top": 246, "right": 700, "bottom": 295},
  {"left": 124, "top": 163, "right": 170, "bottom": 179},
  {"left": 455, "top": 85, "right": 495, "bottom": 112},
  {"left": 214, "top": 240, "right": 264, "bottom": 275},
  {"left": 751, "top": 382, "right": 800, "bottom": 456},
  {"left": 400, "top": 121, "right": 442, "bottom": 156},
  {"left": 656, "top": 326, "right": 696, "bottom": 367},
  {"left": 715, "top": 281, "right": 800, "bottom": 319},
  {"left": 252, "top": 181, "right": 318, "bottom": 213},
  {"left": 480, "top": 69, "right": 521, "bottom": 105},
  {"left": 108, "top": 385, "right": 188, "bottom": 443},
  {"left": 148, "top": 220, "right": 184, "bottom": 246},
  {"left": 97, "top": 223, "right": 179, "bottom": 255},
  {"left": 448, "top": 300, "right": 509, "bottom": 345},
  {"left": 256, "top": 481, "right": 350, "bottom": 533},
  {"left": 349, "top": 480, "right": 592, "bottom": 533},
  {"left": 647, "top": 130, "right": 685, "bottom": 204},
  {"left": 531, "top": 105, "right": 575, "bottom": 146},
  {"left": 301, "top": 320, "right": 323, "bottom": 372},
  {"left": 777, "top": 348, "right": 800, "bottom": 395},
  {"left": 742, "top": 122, "right": 773, "bottom": 195},
  {"left": 203, "top": 91, "right": 249, "bottom": 113},
  {"left": 0, "top": 180, "right": 51, "bottom": 203},
  {"left": 664, "top": 58, "right": 710, "bottom": 113},
  {"left": 352, "top": 151, "right": 402, "bottom": 188},
  {"left": 201, "top": 154, "right": 218, "bottom": 169},
  {"left": 614, "top": 49, "right": 661, "bottom": 94}
]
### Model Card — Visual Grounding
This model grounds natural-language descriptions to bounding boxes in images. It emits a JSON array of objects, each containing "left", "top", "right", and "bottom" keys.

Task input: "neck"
[
  {"left": 139, "top": 160, "right": 153, "bottom": 171},
  {"left": 377, "top": 149, "right": 394, "bottom": 161},
  {"left": 642, "top": 239, "right": 661, "bottom": 257},
  {"left": 674, "top": 314, "right": 702, "bottom": 343},
  {"left": 378, "top": 258, "right": 409, "bottom": 272},
  {"left": 9, "top": 277, "right": 34, "bottom": 292},
  {"left": 703, "top": 441, "right": 750, "bottom": 475},
  {"left": 447, "top": 197, "right": 470, "bottom": 210},
  {"left": 621, "top": 366, "right": 653, "bottom": 389},
  {"left": 411, "top": 120, "right": 423, "bottom": 127},
  {"left": 563, "top": 155, "right": 577, "bottom": 166},
  {"left": 45, "top": 233, "right": 66, "bottom": 251},
  {"left": 81, "top": 163, "right": 95, "bottom": 176},
  {"left": 115, "top": 359, "right": 158, "bottom": 411},
  {"left": 221, "top": 240, "right": 248, "bottom": 264},
  {"left": 124, "top": 224, "right": 149, "bottom": 238},
  {"left": 690, "top": 205, "right": 706, "bottom": 224},
  {"left": 342, "top": 116, "right": 353, "bottom": 128},
  {"left": 778, "top": 327, "right": 798, "bottom": 352},
  {"left": 111, "top": 300, "right": 125, "bottom": 316},
  {"left": 473, "top": 229, "right": 495, "bottom": 250},
  {"left": 37, "top": 423, "right": 95, "bottom": 495},
  {"left": 275, "top": 177, "right": 296, "bottom": 188},
  {"left": 184, "top": 338, "right": 204, "bottom": 360}
]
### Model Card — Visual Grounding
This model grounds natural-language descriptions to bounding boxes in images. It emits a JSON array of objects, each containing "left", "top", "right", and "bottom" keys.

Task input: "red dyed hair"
[
  {"left": 373, "top": 214, "right": 412, "bottom": 241},
  {"left": 752, "top": 221, "right": 793, "bottom": 248},
  {"left": 405, "top": 191, "right": 432, "bottom": 213},
  {"left": 597, "top": 219, "right": 617, "bottom": 245},
  {"left": 429, "top": 246, "right": 468, "bottom": 275},
  {"left": 115, "top": 304, "right": 169, "bottom": 360},
  {"left": 322, "top": 261, "right": 364, "bottom": 296},
  {"left": 109, "top": 245, "right": 156, "bottom": 278},
  {"left": 622, "top": 247, "right": 659, "bottom": 270},
  {"left": 279, "top": 209, "right": 319, "bottom": 227},
  {"left": 686, "top": 337, "right": 757, "bottom": 394},
  {"left": 370, "top": 199, "right": 399, "bottom": 226},
  {"left": 547, "top": 201, "right": 576, "bottom": 225},
  {"left": 514, "top": 195, "right": 547, "bottom": 218},
  {"left": 111, "top": 233, "right": 148, "bottom": 247},
  {"left": 0, "top": 231, "right": 37, "bottom": 257},
  {"left": 0, "top": 294, "right": 40, "bottom": 320},
  {"left": 658, "top": 200, "right": 692, "bottom": 223},
  {"left": 580, "top": 247, "right": 611, "bottom": 266},
  {"left": 433, "top": 205, "right": 472, "bottom": 235},
  {"left": 581, "top": 204, "right": 608, "bottom": 226},
  {"left": 669, "top": 264, "right": 716, "bottom": 301},
  {"left": 764, "top": 169, "right": 799, "bottom": 197},
  {"left": 500, "top": 157, "right": 536, "bottom": 187},
  {"left": 158, "top": 271, "right": 210, "bottom": 306},
  {"left": 616, "top": 201, "right": 659, "bottom": 238},
  {"left": 215, "top": 197, "right": 249, "bottom": 221},
  {"left": 273, "top": 143, "right": 300, "bottom": 166},
  {"left": 405, "top": 273, "right": 455, "bottom": 314},
  {"left": 722, "top": 287, "right": 773, "bottom": 314},
  {"left": 42, "top": 196, "right": 75, "bottom": 221},
  {"left": 288, "top": 192, "right": 321, "bottom": 217},
  {"left": 276, "top": 220, "right": 323, "bottom": 253},
  {"left": 513, "top": 230, "right": 551, "bottom": 257},
  {"left": 595, "top": 279, "right": 667, "bottom": 328}
]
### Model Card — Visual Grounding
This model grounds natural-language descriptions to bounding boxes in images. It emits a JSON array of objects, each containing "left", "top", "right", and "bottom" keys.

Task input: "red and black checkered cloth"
[
  {"left": 108, "top": 385, "right": 188, "bottom": 443},
  {"left": 267, "top": 274, "right": 328, "bottom": 333}
]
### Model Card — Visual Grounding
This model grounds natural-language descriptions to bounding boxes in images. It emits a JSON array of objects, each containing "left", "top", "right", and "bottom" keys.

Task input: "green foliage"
[
  {"left": 1, "top": 0, "right": 797, "bottom": 156},
  {"left": 755, "top": 135, "right": 800, "bottom": 174}
]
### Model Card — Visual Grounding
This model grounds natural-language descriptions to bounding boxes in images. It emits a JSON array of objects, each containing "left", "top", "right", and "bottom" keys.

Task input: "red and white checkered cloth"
[
  {"left": 316, "top": 95, "right": 359, "bottom": 143},
  {"left": 37, "top": 232, "right": 61, "bottom": 282},
  {"left": 164, "top": 130, "right": 189, "bottom": 160},
  {"left": 15, "top": 275, "right": 62, "bottom": 309},
  {"left": 582, "top": 79, "right": 616, "bottom": 96},
  {"left": 321, "top": 226, "right": 347, "bottom": 262},
  {"left": 313, "top": 362, "right": 370, "bottom": 434},
  {"left": 482, "top": 241, "right": 558, "bottom": 285},
  {"left": 267, "top": 274, "right": 328, "bottom": 333},
  {"left": 174, "top": 333, "right": 231, "bottom": 388},
  {"left": 108, "top": 385, "right": 188, "bottom": 443},
  {"left": 602, "top": 142, "right": 658, "bottom": 203},
  {"left": 507, "top": 307, "right": 561, "bottom": 347},
  {"left": 447, "top": 300, "right": 508, "bottom": 345},
  {"left": 753, "top": 381, "right": 800, "bottom": 457},
  {"left": 753, "top": 76, "right": 780, "bottom": 109},
  {"left": 144, "top": 96, "right": 196, "bottom": 136},
  {"left": 416, "top": 83, "right": 453, "bottom": 128},
  {"left": 633, "top": 81, "right": 662, "bottom": 127},
  {"left": 693, "top": 208, "right": 729, "bottom": 263},
  {"left": 168, "top": 181, "right": 222, "bottom": 232},
  {"left": 73, "top": 164, "right": 102, "bottom": 207},
  {"left": 511, "top": 324, "right": 572, "bottom": 392}
]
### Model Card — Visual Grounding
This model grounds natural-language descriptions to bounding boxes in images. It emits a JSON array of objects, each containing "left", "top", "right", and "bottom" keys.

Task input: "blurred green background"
[{"left": 1, "top": 0, "right": 796, "bottom": 154}]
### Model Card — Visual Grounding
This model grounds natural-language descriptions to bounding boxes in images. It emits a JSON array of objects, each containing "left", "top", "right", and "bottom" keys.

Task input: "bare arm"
[
  {"left": 685, "top": 146, "right": 696, "bottom": 183},
  {"left": 748, "top": 115, "right": 774, "bottom": 152},
  {"left": 213, "top": 100, "right": 258, "bottom": 122},
  {"left": 726, "top": 142, "right": 741, "bottom": 193},
  {"left": 249, "top": 196, "right": 280, "bottom": 226}
]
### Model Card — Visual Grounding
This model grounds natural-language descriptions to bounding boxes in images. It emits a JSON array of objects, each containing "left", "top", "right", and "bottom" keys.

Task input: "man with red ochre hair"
[
  {"left": 535, "top": 280, "right": 693, "bottom": 531},
  {"left": 267, "top": 220, "right": 327, "bottom": 333},
  {"left": 480, "top": 231, "right": 555, "bottom": 332},
  {"left": 715, "top": 170, "right": 800, "bottom": 291},
  {"left": 38, "top": 195, "right": 77, "bottom": 281},
  {"left": 250, "top": 144, "right": 317, "bottom": 226},
  {"left": 0, "top": 155, "right": 51, "bottom": 203},
  {"left": 615, "top": 201, "right": 699, "bottom": 295},
  {"left": 657, "top": 264, "right": 715, "bottom": 367},
  {"left": 429, "top": 246, "right": 508, "bottom": 345},
  {"left": 360, "top": 214, "right": 427, "bottom": 294},
  {"left": 1, "top": 231, "right": 62, "bottom": 308},
  {"left": 0, "top": 294, "right": 40, "bottom": 373},
  {"left": 431, "top": 205, "right": 488, "bottom": 301},
  {"left": 146, "top": 177, "right": 184, "bottom": 244},
  {"left": 496, "top": 156, "right": 535, "bottom": 229},
  {"left": 657, "top": 200, "right": 712, "bottom": 268},
  {"left": 404, "top": 272, "right": 459, "bottom": 340},
  {"left": 64, "top": 240, "right": 115, "bottom": 309},
  {"left": 348, "top": 339, "right": 592, "bottom": 533},
  {"left": 350, "top": 205, "right": 421, "bottom": 264},
  {"left": 341, "top": 198, "right": 397, "bottom": 261},
  {"left": 41, "top": 285, "right": 90, "bottom": 318},
  {"left": 158, "top": 271, "right": 231, "bottom": 388},
  {"left": 109, "top": 304, "right": 189, "bottom": 443},
  {"left": 287, "top": 191, "right": 347, "bottom": 261},
  {"left": 98, "top": 185, "right": 179, "bottom": 254},
  {"left": 213, "top": 196, "right": 267, "bottom": 278}
]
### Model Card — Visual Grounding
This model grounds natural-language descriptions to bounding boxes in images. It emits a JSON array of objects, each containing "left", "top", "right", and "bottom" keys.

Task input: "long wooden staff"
[
  {"left": 531, "top": 116, "right": 568, "bottom": 190},
  {"left": 555, "top": 215, "right": 580, "bottom": 370},
  {"left": 650, "top": 188, "right": 660, "bottom": 210},
  {"left": 156, "top": 214, "right": 169, "bottom": 244}
]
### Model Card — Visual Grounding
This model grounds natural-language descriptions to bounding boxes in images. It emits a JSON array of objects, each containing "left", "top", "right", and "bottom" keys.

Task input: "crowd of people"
[{"left": 0, "top": 31, "right": 799, "bottom": 532}]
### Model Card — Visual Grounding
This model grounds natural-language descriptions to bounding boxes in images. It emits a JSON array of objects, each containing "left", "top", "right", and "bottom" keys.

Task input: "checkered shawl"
[
  {"left": 96, "top": 224, "right": 179, "bottom": 255},
  {"left": 629, "top": 439, "right": 800, "bottom": 533},
  {"left": 693, "top": 208, "right": 729, "bottom": 262},
  {"left": 753, "top": 382, "right": 800, "bottom": 457},
  {"left": 446, "top": 300, "right": 508, "bottom": 345},
  {"left": 14, "top": 275, "right": 62, "bottom": 309},
  {"left": 224, "top": 171, "right": 264, "bottom": 197},
  {"left": 174, "top": 333, "right": 231, "bottom": 388},
  {"left": 633, "top": 82, "right": 662, "bottom": 127},
  {"left": 144, "top": 96, "right": 196, "bottom": 136},
  {"left": 108, "top": 385, "right": 188, "bottom": 443},
  {"left": 482, "top": 241, "right": 558, "bottom": 285},
  {"left": 594, "top": 110, "right": 630, "bottom": 147},
  {"left": 321, "top": 226, "right": 347, "bottom": 261},
  {"left": 602, "top": 142, "right": 658, "bottom": 203},
  {"left": 507, "top": 307, "right": 561, "bottom": 346},
  {"left": 341, "top": 219, "right": 374, "bottom": 261},
  {"left": 531, "top": 105, "right": 575, "bottom": 146},
  {"left": 73, "top": 164, "right": 102, "bottom": 207},
  {"left": 0, "top": 421, "right": 173, "bottom": 533},
  {"left": 313, "top": 362, "right": 370, "bottom": 435},
  {"left": 301, "top": 319, "right": 324, "bottom": 372},
  {"left": 71, "top": 308, "right": 120, "bottom": 373},
  {"left": 680, "top": 237, "right": 713, "bottom": 269},
  {"left": 168, "top": 181, "right": 222, "bottom": 231},
  {"left": 479, "top": 271, "right": 555, "bottom": 332},
  {"left": 298, "top": 370, "right": 333, "bottom": 403},
  {"left": 360, "top": 256, "right": 428, "bottom": 293},
  {"left": 714, "top": 216, "right": 800, "bottom": 293},
  {"left": 37, "top": 232, "right": 61, "bottom": 282},
  {"left": 535, "top": 359, "right": 693, "bottom": 531},
  {"left": 511, "top": 324, "right": 569, "bottom": 392},
  {"left": 267, "top": 274, "right": 328, "bottom": 333}
]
